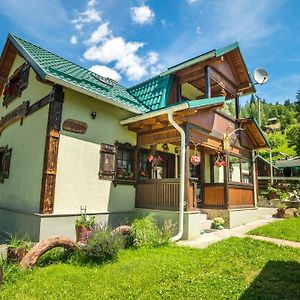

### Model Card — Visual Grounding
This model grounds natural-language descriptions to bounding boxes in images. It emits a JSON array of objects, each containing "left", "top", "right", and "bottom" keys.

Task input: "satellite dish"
[{"left": 253, "top": 68, "right": 269, "bottom": 85}]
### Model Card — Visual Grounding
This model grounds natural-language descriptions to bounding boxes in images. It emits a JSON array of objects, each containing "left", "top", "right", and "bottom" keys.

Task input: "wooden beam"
[{"left": 40, "top": 85, "right": 64, "bottom": 214}]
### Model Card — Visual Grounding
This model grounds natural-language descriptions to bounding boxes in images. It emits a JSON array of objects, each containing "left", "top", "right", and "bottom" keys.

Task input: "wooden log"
[
  {"left": 113, "top": 225, "right": 132, "bottom": 236},
  {"left": 19, "top": 236, "right": 79, "bottom": 269}
]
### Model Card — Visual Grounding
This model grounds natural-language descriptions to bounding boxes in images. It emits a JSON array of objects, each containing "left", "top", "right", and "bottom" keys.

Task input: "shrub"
[
  {"left": 131, "top": 215, "right": 175, "bottom": 248},
  {"left": 82, "top": 224, "right": 124, "bottom": 263},
  {"left": 211, "top": 217, "right": 225, "bottom": 230},
  {"left": 75, "top": 215, "right": 96, "bottom": 228}
]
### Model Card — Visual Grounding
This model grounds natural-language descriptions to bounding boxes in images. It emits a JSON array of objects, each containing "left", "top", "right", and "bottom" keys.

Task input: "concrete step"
[{"left": 199, "top": 220, "right": 212, "bottom": 230}]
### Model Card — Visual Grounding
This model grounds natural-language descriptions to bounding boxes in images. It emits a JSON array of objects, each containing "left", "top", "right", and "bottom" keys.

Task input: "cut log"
[
  {"left": 113, "top": 225, "right": 132, "bottom": 236},
  {"left": 20, "top": 236, "right": 79, "bottom": 269},
  {"left": 0, "top": 265, "right": 3, "bottom": 285}
]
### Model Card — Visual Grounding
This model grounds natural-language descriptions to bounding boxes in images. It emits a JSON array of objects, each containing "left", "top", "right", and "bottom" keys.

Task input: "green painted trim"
[
  {"left": 215, "top": 42, "right": 239, "bottom": 57},
  {"left": 160, "top": 51, "right": 215, "bottom": 76},
  {"left": 187, "top": 96, "right": 225, "bottom": 108}
]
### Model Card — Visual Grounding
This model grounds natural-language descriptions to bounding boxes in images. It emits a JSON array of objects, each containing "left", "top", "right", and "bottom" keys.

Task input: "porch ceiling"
[
  {"left": 239, "top": 118, "right": 270, "bottom": 149},
  {"left": 123, "top": 97, "right": 226, "bottom": 134}
]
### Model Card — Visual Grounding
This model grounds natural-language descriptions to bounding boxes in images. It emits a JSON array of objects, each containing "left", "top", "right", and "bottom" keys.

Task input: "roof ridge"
[{"left": 10, "top": 34, "right": 122, "bottom": 88}]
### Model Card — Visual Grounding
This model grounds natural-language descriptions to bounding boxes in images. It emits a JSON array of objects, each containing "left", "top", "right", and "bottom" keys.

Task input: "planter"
[
  {"left": 75, "top": 225, "right": 93, "bottom": 244},
  {"left": 7, "top": 247, "right": 28, "bottom": 263}
]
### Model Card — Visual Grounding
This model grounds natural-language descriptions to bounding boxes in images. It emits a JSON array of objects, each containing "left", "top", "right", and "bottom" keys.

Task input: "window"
[
  {"left": 139, "top": 150, "right": 151, "bottom": 180},
  {"left": 115, "top": 143, "right": 135, "bottom": 181},
  {"left": 3, "top": 63, "right": 30, "bottom": 107},
  {"left": 229, "top": 156, "right": 241, "bottom": 182},
  {"left": 229, "top": 155, "right": 252, "bottom": 183},
  {"left": 0, "top": 146, "right": 12, "bottom": 183}
]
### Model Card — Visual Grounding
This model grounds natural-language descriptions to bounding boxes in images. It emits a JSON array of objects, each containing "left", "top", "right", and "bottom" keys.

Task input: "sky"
[{"left": 0, "top": 0, "right": 300, "bottom": 104}]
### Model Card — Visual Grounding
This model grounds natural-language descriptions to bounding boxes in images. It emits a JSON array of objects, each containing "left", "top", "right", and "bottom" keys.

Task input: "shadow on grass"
[{"left": 240, "top": 260, "right": 300, "bottom": 300}]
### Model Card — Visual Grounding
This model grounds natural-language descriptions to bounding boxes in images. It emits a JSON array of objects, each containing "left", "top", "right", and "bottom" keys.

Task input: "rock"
[
  {"left": 0, "top": 244, "right": 7, "bottom": 261},
  {"left": 284, "top": 208, "right": 297, "bottom": 218}
]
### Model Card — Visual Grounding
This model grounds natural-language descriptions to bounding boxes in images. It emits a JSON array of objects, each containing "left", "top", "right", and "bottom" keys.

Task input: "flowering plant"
[{"left": 190, "top": 155, "right": 201, "bottom": 166}]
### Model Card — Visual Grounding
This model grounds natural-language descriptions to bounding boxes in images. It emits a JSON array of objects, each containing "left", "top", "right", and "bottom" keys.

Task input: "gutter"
[{"left": 167, "top": 111, "right": 185, "bottom": 242}]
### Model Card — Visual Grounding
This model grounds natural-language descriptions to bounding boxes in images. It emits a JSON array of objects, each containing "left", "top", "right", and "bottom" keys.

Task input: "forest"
[{"left": 222, "top": 91, "right": 300, "bottom": 161}]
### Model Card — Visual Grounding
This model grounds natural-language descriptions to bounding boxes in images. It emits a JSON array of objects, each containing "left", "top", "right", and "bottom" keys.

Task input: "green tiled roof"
[
  {"left": 127, "top": 75, "right": 173, "bottom": 110},
  {"left": 9, "top": 34, "right": 149, "bottom": 113}
]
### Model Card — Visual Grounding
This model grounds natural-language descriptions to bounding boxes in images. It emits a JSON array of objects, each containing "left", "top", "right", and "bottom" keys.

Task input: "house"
[
  {"left": 0, "top": 34, "right": 270, "bottom": 241},
  {"left": 275, "top": 158, "right": 300, "bottom": 177}
]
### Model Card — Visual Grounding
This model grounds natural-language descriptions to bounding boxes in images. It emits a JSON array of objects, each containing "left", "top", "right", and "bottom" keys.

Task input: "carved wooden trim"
[
  {"left": 0, "top": 101, "right": 29, "bottom": 134},
  {"left": 62, "top": 119, "right": 88, "bottom": 134},
  {"left": 39, "top": 85, "right": 64, "bottom": 214}
]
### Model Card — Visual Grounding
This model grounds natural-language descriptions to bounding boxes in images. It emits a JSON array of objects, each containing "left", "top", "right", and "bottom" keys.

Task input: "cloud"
[
  {"left": 70, "top": 35, "right": 78, "bottom": 45},
  {"left": 84, "top": 22, "right": 111, "bottom": 45},
  {"left": 130, "top": 5, "right": 155, "bottom": 25},
  {"left": 89, "top": 65, "right": 121, "bottom": 82},
  {"left": 187, "top": 0, "right": 201, "bottom": 4},
  {"left": 72, "top": 0, "right": 101, "bottom": 31}
]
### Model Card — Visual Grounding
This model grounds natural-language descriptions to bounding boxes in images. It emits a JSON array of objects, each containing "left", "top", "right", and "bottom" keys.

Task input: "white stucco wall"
[{"left": 53, "top": 88, "right": 137, "bottom": 214}]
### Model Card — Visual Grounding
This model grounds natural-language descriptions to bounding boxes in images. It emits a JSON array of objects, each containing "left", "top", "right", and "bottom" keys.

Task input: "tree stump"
[
  {"left": 19, "top": 236, "right": 79, "bottom": 269},
  {"left": 113, "top": 225, "right": 132, "bottom": 236}
]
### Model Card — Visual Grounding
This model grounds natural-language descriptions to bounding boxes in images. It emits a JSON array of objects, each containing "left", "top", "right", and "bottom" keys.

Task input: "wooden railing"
[
  {"left": 203, "top": 184, "right": 225, "bottom": 207},
  {"left": 136, "top": 179, "right": 180, "bottom": 211},
  {"left": 228, "top": 183, "right": 254, "bottom": 208}
]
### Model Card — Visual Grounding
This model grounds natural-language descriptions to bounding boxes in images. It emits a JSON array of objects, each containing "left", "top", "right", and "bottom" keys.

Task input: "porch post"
[
  {"left": 235, "top": 95, "right": 240, "bottom": 119},
  {"left": 223, "top": 151, "right": 229, "bottom": 208},
  {"left": 204, "top": 66, "right": 211, "bottom": 98}
]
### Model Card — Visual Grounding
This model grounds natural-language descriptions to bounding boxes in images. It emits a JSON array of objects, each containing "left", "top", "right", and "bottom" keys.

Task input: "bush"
[
  {"left": 82, "top": 224, "right": 124, "bottom": 263},
  {"left": 131, "top": 215, "right": 175, "bottom": 248},
  {"left": 211, "top": 217, "right": 225, "bottom": 230}
]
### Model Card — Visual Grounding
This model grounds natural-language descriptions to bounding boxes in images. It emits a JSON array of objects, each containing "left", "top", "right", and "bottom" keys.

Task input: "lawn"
[
  {"left": 1, "top": 238, "right": 300, "bottom": 300},
  {"left": 248, "top": 218, "right": 300, "bottom": 242}
]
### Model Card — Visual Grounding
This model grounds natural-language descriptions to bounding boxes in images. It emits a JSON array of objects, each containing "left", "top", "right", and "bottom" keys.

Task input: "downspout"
[
  {"left": 252, "top": 150, "right": 259, "bottom": 207},
  {"left": 167, "top": 111, "right": 185, "bottom": 242}
]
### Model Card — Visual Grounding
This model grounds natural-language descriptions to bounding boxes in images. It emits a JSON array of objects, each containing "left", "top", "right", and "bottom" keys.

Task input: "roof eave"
[{"left": 45, "top": 75, "right": 144, "bottom": 114}]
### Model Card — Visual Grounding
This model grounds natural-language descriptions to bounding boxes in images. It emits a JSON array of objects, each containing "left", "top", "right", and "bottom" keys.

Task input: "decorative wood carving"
[
  {"left": 63, "top": 119, "right": 88, "bottom": 134},
  {"left": 0, "top": 101, "right": 29, "bottom": 133},
  {"left": 40, "top": 85, "right": 64, "bottom": 214}
]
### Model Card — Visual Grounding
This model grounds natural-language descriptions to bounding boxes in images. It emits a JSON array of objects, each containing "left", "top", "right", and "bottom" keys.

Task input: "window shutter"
[
  {"left": 99, "top": 143, "right": 116, "bottom": 180},
  {"left": 19, "top": 64, "right": 30, "bottom": 91},
  {"left": 2, "top": 148, "right": 12, "bottom": 179}
]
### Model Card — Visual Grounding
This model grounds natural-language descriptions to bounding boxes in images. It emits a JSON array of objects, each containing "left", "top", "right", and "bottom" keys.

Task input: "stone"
[
  {"left": 284, "top": 208, "right": 297, "bottom": 218},
  {"left": 0, "top": 244, "right": 7, "bottom": 261}
]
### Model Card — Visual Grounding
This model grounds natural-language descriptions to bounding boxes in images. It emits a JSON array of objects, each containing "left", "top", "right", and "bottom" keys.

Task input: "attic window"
[{"left": 3, "top": 63, "right": 30, "bottom": 107}]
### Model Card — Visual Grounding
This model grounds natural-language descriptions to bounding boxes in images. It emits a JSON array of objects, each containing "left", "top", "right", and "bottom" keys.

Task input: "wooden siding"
[
  {"left": 136, "top": 179, "right": 179, "bottom": 211},
  {"left": 228, "top": 185, "right": 254, "bottom": 208},
  {"left": 203, "top": 185, "right": 225, "bottom": 206}
]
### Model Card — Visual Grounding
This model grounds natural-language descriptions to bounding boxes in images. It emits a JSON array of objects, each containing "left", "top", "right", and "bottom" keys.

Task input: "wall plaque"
[{"left": 62, "top": 119, "right": 88, "bottom": 134}]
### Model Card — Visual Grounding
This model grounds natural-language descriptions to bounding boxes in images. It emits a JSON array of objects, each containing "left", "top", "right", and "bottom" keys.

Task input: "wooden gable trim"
[
  {"left": 39, "top": 85, "right": 64, "bottom": 214},
  {"left": 0, "top": 39, "right": 17, "bottom": 96}
]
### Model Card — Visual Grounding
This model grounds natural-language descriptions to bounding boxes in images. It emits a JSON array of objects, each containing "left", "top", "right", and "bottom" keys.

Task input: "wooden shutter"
[
  {"left": 2, "top": 148, "right": 12, "bottom": 178},
  {"left": 99, "top": 143, "right": 116, "bottom": 180},
  {"left": 19, "top": 63, "right": 30, "bottom": 91}
]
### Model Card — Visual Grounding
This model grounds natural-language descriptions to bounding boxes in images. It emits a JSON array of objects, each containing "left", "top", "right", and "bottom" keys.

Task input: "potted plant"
[
  {"left": 6, "top": 233, "right": 33, "bottom": 263},
  {"left": 75, "top": 214, "right": 96, "bottom": 244},
  {"left": 267, "top": 186, "right": 278, "bottom": 200},
  {"left": 211, "top": 217, "right": 225, "bottom": 230}
]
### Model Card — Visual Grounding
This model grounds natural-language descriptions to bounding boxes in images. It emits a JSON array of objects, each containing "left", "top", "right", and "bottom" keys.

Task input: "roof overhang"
[
  {"left": 121, "top": 96, "right": 225, "bottom": 133},
  {"left": 239, "top": 118, "right": 270, "bottom": 149}
]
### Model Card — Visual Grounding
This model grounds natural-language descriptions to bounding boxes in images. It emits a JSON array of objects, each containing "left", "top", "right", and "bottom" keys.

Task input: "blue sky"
[{"left": 0, "top": 0, "right": 300, "bottom": 104}]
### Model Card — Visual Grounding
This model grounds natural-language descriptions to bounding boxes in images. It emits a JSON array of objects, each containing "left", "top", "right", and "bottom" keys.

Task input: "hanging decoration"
[
  {"left": 214, "top": 152, "right": 226, "bottom": 168},
  {"left": 148, "top": 154, "right": 163, "bottom": 165},
  {"left": 190, "top": 140, "right": 201, "bottom": 166}
]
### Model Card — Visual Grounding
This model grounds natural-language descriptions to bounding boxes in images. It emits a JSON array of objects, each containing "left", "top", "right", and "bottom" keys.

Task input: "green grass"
[
  {"left": 1, "top": 238, "right": 300, "bottom": 299},
  {"left": 248, "top": 218, "right": 300, "bottom": 242}
]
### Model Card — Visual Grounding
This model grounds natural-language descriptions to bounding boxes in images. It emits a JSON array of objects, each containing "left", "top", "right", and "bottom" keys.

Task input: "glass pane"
[
  {"left": 242, "top": 159, "right": 251, "bottom": 183},
  {"left": 204, "top": 154, "right": 211, "bottom": 183},
  {"left": 214, "top": 165, "right": 224, "bottom": 183},
  {"left": 229, "top": 156, "right": 241, "bottom": 182}
]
